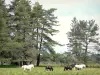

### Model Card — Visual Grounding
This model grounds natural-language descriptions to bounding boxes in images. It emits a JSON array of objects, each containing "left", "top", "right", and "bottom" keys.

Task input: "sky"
[{"left": 6, "top": 0, "right": 100, "bottom": 53}]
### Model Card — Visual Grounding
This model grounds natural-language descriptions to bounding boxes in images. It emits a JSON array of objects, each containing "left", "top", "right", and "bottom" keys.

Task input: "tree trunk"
[
  {"left": 36, "top": 24, "right": 44, "bottom": 66},
  {"left": 36, "top": 53, "right": 40, "bottom": 66},
  {"left": 84, "top": 35, "right": 88, "bottom": 64},
  {"left": 21, "top": 61, "right": 23, "bottom": 66},
  {"left": 84, "top": 44, "right": 88, "bottom": 64},
  {"left": 1, "top": 61, "right": 3, "bottom": 65},
  {"left": 18, "top": 61, "right": 20, "bottom": 67}
]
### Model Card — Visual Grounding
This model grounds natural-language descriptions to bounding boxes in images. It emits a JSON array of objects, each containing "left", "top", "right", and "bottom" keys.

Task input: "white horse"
[
  {"left": 75, "top": 64, "right": 86, "bottom": 70},
  {"left": 29, "top": 64, "right": 34, "bottom": 68},
  {"left": 22, "top": 64, "right": 34, "bottom": 71},
  {"left": 80, "top": 64, "right": 86, "bottom": 68}
]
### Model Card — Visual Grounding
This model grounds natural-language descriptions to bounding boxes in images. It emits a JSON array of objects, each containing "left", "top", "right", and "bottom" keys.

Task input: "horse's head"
[
  {"left": 70, "top": 63, "right": 76, "bottom": 68},
  {"left": 22, "top": 66, "right": 24, "bottom": 68}
]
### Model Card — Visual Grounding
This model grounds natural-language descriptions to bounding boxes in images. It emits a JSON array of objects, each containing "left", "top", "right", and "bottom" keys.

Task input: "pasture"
[{"left": 0, "top": 66, "right": 100, "bottom": 75}]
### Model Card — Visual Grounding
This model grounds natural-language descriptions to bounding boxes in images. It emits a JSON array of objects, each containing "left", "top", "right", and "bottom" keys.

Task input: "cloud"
[{"left": 36, "top": 0, "right": 100, "bottom": 5}]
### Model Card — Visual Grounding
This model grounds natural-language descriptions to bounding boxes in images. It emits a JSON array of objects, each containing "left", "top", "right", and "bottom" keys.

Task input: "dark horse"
[
  {"left": 45, "top": 66, "right": 53, "bottom": 71},
  {"left": 64, "top": 66, "right": 72, "bottom": 71},
  {"left": 64, "top": 63, "right": 76, "bottom": 71}
]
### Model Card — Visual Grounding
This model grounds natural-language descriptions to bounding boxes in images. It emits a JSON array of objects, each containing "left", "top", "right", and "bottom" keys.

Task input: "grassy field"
[{"left": 0, "top": 66, "right": 100, "bottom": 75}]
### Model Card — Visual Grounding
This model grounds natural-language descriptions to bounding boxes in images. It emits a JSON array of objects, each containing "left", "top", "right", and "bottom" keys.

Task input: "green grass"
[{"left": 0, "top": 67, "right": 100, "bottom": 75}]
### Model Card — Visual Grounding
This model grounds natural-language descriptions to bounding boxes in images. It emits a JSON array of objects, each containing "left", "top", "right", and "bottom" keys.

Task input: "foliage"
[
  {"left": 0, "top": 0, "right": 60, "bottom": 66},
  {"left": 67, "top": 17, "right": 99, "bottom": 64}
]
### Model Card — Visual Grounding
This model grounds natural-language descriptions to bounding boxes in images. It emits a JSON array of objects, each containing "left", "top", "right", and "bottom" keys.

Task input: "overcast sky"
[{"left": 6, "top": 0, "right": 100, "bottom": 53}]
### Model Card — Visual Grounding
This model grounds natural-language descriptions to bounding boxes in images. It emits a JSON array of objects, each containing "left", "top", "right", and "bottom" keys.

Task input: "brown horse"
[
  {"left": 64, "top": 63, "right": 76, "bottom": 71},
  {"left": 64, "top": 66, "right": 72, "bottom": 71},
  {"left": 45, "top": 66, "right": 53, "bottom": 71}
]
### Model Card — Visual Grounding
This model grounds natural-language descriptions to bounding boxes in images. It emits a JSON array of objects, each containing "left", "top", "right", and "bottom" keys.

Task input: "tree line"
[{"left": 0, "top": 0, "right": 60, "bottom": 66}]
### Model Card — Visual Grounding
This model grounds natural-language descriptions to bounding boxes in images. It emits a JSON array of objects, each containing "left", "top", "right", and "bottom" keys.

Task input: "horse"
[
  {"left": 80, "top": 64, "right": 86, "bottom": 68},
  {"left": 64, "top": 63, "right": 76, "bottom": 71},
  {"left": 29, "top": 64, "right": 34, "bottom": 68},
  {"left": 45, "top": 65, "right": 53, "bottom": 71},
  {"left": 64, "top": 66, "right": 72, "bottom": 71},
  {"left": 74, "top": 64, "right": 86, "bottom": 70},
  {"left": 22, "top": 64, "right": 34, "bottom": 71}
]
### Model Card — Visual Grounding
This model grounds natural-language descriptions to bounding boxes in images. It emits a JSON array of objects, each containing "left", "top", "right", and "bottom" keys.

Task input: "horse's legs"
[
  {"left": 30, "top": 68, "right": 31, "bottom": 71},
  {"left": 52, "top": 68, "right": 53, "bottom": 71},
  {"left": 64, "top": 67, "right": 66, "bottom": 71},
  {"left": 50, "top": 68, "right": 52, "bottom": 71}
]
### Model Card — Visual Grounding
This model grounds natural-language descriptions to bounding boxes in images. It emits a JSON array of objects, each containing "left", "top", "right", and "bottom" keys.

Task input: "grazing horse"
[
  {"left": 74, "top": 64, "right": 86, "bottom": 70},
  {"left": 45, "top": 66, "right": 53, "bottom": 71},
  {"left": 64, "top": 66, "right": 72, "bottom": 71},
  {"left": 29, "top": 64, "right": 34, "bottom": 68},
  {"left": 70, "top": 63, "right": 76, "bottom": 68},
  {"left": 64, "top": 63, "right": 76, "bottom": 71},
  {"left": 80, "top": 64, "right": 86, "bottom": 68},
  {"left": 22, "top": 64, "right": 34, "bottom": 71}
]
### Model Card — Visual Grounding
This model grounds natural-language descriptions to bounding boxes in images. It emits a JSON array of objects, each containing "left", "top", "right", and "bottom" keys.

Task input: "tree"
[
  {"left": 67, "top": 18, "right": 82, "bottom": 61},
  {"left": 31, "top": 2, "right": 60, "bottom": 66},
  {"left": 2, "top": 1, "right": 60, "bottom": 66},
  {"left": 8, "top": 0, "right": 38, "bottom": 65},
  {"left": 0, "top": 0, "right": 13, "bottom": 64},
  {"left": 67, "top": 17, "right": 99, "bottom": 64}
]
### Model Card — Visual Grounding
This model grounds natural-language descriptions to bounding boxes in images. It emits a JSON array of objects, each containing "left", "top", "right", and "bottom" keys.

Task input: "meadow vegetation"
[{"left": 0, "top": 65, "right": 100, "bottom": 75}]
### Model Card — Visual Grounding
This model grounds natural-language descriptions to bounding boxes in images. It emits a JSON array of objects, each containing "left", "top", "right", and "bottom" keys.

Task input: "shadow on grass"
[
  {"left": 36, "top": 65, "right": 62, "bottom": 67},
  {"left": 0, "top": 65, "right": 19, "bottom": 68},
  {"left": 0, "top": 65, "right": 62, "bottom": 68}
]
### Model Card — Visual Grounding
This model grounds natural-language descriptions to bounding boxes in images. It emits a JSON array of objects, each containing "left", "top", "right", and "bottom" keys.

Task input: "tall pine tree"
[
  {"left": 31, "top": 2, "right": 60, "bottom": 66},
  {"left": 0, "top": 0, "right": 13, "bottom": 64}
]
